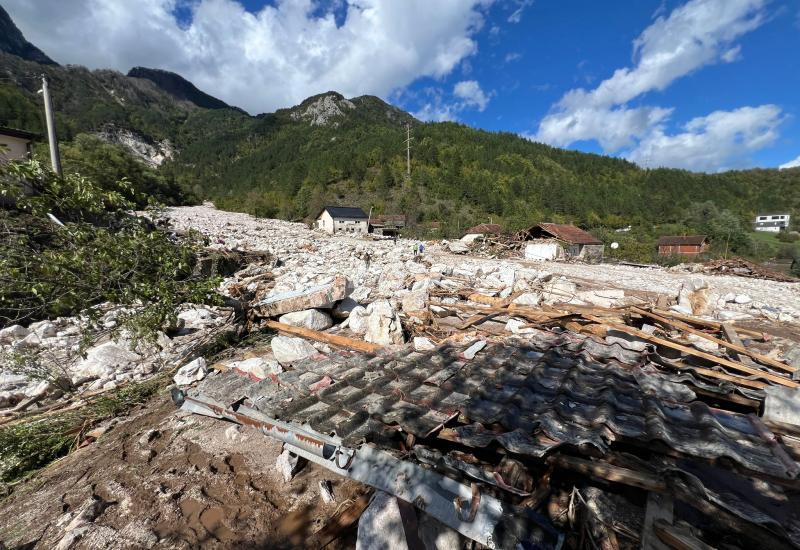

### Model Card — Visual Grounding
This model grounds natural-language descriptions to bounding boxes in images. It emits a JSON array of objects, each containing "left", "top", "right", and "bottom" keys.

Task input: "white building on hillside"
[
  {"left": 754, "top": 213, "right": 791, "bottom": 232},
  {"left": 315, "top": 206, "right": 369, "bottom": 235}
]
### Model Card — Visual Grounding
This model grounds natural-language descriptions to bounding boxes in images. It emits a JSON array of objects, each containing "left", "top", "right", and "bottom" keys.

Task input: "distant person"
[{"left": 419, "top": 243, "right": 425, "bottom": 255}]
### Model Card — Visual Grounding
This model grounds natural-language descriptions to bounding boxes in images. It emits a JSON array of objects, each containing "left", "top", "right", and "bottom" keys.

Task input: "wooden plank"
[
  {"left": 263, "top": 320, "right": 381, "bottom": 354},
  {"left": 650, "top": 308, "right": 766, "bottom": 340},
  {"left": 641, "top": 492, "right": 674, "bottom": 550},
  {"left": 307, "top": 491, "right": 373, "bottom": 548},
  {"left": 631, "top": 307, "right": 795, "bottom": 374},
  {"left": 581, "top": 314, "right": 798, "bottom": 388},
  {"left": 654, "top": 519, "right": 715, "bottom": 550},
  {"left": 547, "top": 455, "right": 667, "bottom": 493},
  {"left": 721, "top": 321, "right": 760, "bottom": 368}
]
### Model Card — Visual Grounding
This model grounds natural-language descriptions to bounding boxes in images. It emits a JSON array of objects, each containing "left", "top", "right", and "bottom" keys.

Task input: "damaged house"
[
  {"left": 519, "top": 223, "right": 604, "bottom": 262},
  {"left": 369, "top": 214, "right": 406, "bottom": 237}
]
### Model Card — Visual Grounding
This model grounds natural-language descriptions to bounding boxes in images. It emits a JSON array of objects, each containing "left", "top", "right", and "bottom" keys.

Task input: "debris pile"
[{"left": 678, "top": 257, "right": 797, "bottom": 282}]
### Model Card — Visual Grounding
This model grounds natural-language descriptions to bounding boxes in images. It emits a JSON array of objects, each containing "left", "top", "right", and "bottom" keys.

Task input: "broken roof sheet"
[
  {"left": 529, "top": 223, "right": 603, "bottom": 245},
  {"left": 192, "top": 333, "right": 799, "bottom": 480}
]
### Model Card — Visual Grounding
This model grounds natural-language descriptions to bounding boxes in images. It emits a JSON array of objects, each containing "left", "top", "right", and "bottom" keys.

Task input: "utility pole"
[
  {"left": 404, "top": 123, "right": 412, "bottom": 179},
  {"left": 40, "top": 75, "right": 62, "bottom": 177}
]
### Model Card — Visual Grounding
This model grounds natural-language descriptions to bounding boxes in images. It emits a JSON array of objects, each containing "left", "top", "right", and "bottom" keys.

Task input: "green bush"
[{"left": 0, "top": 160, "right": 221, "bottom": 339}]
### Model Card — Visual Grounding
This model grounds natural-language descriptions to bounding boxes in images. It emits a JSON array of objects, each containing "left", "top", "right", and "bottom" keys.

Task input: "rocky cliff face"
[
  {"left": 289, "top": 92, "right": 357, "bottom": 126},
  {"left": 127, "top": 67, "right": 231, "bottom": 110},
  {"left": 95, "top": 126, "right": 176, "bottom": 167},
  {"left": 0, "top": 5, "right": 57, "bottom": 65}
]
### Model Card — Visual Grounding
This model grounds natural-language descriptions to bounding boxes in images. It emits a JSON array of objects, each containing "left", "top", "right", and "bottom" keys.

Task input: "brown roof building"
[
  {"left": 519, "top": 223, "right": 604, "bottom": 262},
  {"left": 463, "top": 223, "right": 502, "bottom": 235},
  {"left": 657, "top": 235, "right": 708, "bottom": 256}
]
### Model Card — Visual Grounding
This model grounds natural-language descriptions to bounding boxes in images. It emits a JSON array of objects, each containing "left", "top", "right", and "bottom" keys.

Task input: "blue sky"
[{"left": 5, "top": 0, "right": 800, "bottom": 172}]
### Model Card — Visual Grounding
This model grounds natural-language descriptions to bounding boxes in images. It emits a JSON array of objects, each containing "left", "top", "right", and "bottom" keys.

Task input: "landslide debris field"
[{"left": 2, "top": 204, "right": 800, "bottom": 549}]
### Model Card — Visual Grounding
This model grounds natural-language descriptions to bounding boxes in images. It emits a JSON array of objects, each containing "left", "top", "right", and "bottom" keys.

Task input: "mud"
[{"left": 0, "top": 393, "right": 365, "bottom": 549}]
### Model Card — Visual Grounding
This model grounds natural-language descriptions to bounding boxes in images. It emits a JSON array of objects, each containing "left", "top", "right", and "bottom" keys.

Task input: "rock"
[
  {"left": 349, "top": 286, "right": 372, "bottom": 303},
  {"left": 686, "top": 333, "right": 719, "bottom": 353},
  {"left": 669, "top": 304, "right": 693, "bottom": 316},
  {"left": 447, "top": 241, "right": 469, "bottom": 254},
  {"left": 542, "top": 277, "right": 580, "bottom": 304},
  {"left": 357, "top": 492, "right": 409, "bottom": 550},
  {"left": 430, "top": 305, "right": 451, "bottom": 318},
  {"left": 178, "top": 307, "right": 217, "bottom": 328},
  {"left": 430, "top": 264, "right": 453, "bottom": 275},
  {"left": 401, "top": 289, "right": 428, "bottom": 312},
  {"left": 271, "top": 336, "right": 317, "bottom": 364},
  {"left": 30, "top": 321, "right": 58, "bottom": 338},
  {"left": 13, "top": 332, "right": 42, "bottom": 350},
  {"left": 417, "top": 511, "right": 465, "bottom": 550},
  {"left": 318, "top": 480, "right": 336, "bottom": 504},
  {"left": 677, "top": 278, "right": 714, "bottom": 315},
  {"left": 577, "top": 289, "right": 626, "bottom": 308},
  {"left": 511, "top": 292, "right": 542, "bottom": 307},
  {"left": 462, "top": 340, "right": 486, "bottom": 359},
  {"left": 348, "top": 306, "right": 369, "bottom": 334},
  {"left": 257, "top": 276, "right": 350, "bottom": 316},
  {"left": 225, "top": 424, "right": 245, "bottom": 442},
  {"left": 718, "top": 310, "right": 753, "bottom": 321},
  {"left": 364, "top": 300, "right": 405, "bottom": 345},
  {"left": 496, "top": 266, "right": 516, "bottom": 287},
  {"left": 276, "top": 449, "right": 306, "bottom": 482},
  {"left": 333, "top": 297, "right": 360, "bottom": 318},
  {"left": 0, "top": 324, "right": 29, "bottom": 344},
  {"left": 73, "top": 342, "right": 141, "bottom": 381},
  {"left": 413, "top": 337, "right": 436, "bottom": 351},
  {"left": 278, "top": 309, "right": 333, "bottom": 330},
  {"left": 173, "top": 357, "right": 208, "bottom": 385},
  {"left": 734, "top": 294, "right": 752, "bottom": 305},
  {"left": 722, "top": 292, "right": 737, "bottom": 303},
  {"left": 231, "top": 357, "right": 282, "bottom": 379}
]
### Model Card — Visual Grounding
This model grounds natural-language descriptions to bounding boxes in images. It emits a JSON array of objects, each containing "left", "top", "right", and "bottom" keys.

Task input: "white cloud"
[
  {"left": 453, "top": 80, "right": 490, "bottom": 111},
  {"left": 504, "top": 52, "right": 522, "bottom": 63},
  {"left": 627, "top": 105, "right": 783, "bottom": 172},
  {"left": 534, "top": 0, "right": 775, "bottom": 171},
  {"left": 780, "top": 155, "right": 800, "bottom": 169},
  {"left": 507, "top": 0, "right": 533, "bottom": 23},
  {"left": 413, "top": 80, "right": 492, "bottom": 121},
  {"left": 4, "top": 0, "right": 490, "bottom": 114}
]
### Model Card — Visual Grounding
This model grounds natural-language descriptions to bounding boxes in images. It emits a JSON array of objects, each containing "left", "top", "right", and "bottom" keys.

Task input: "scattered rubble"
[{"left": 5, "top": 203, "right": 800, "bottom": 549}]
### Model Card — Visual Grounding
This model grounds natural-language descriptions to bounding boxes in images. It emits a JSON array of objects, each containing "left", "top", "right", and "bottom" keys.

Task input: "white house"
[
  {"left": 0, "top": 126, "right": 36, "bottom": 163},
  {"left": 754, "top": 213, "right": 791, "bottom": 232},
  {"left": 315, "top": 206, "right": 369, "bottom": 235}
]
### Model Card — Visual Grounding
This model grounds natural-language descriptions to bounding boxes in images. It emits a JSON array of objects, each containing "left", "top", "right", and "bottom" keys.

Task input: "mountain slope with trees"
[{"left": 1, "top": 4, "right": 799, "bottom": 262}]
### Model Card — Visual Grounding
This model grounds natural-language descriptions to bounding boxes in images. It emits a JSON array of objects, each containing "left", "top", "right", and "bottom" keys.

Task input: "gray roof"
[{"left": 320, "top": 206, "right": 368, "bottom": 219}]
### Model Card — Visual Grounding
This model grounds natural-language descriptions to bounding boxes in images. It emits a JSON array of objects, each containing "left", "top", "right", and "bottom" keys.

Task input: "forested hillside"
[{"left": 1, "top": 2, "right": 799, "bottom": 262}]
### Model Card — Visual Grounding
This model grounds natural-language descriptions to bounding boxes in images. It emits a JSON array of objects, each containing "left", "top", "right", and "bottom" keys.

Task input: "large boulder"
[
  {"left": 0, "top": 324, "right": 29, "bottom": 345},
  {"left": 271, "top": 336, "right": 317, "bottom": 364},
  {"left": 72, "top": 341, "right": 141, "bottom": 382},
  {"left": 348, "top": 306, "right": 369, "bottom": 334},
  {"left": 364, "top": 300, "right": 405, "bottom": 345},
  {"left": 278, "top": 309, "right": 333, "bottom": 331}
]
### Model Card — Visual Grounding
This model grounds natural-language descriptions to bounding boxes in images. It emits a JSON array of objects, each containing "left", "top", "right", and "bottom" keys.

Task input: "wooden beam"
[
  {"left": 582, "top": 314, "right": 798, "bottom": 388},
  {"left": 263, "top": 320, "right": 381, "bottom": 354},
  {"left": 654, "top": 520, "right": 715, "bottom": 550},
  {"left": 547, "top": 455, "right": 667, "bottom": 492},
  {"left": 650, "top": 308, "right": 766, "bottom": 340},
  {"left": 631, "top": 307, "right": 795, "bottom": 374},
  {"left": 641, "top": 493, "right": 674, "bottom": 550}
]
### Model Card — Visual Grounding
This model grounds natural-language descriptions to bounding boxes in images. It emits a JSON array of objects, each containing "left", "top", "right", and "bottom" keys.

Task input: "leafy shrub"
[{"left": 0, "top": 160, "right": 221, "bottom": 339}]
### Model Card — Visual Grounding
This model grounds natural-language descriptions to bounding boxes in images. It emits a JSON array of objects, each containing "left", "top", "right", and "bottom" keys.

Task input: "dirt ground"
[{"left": 0, "top": 391, "right": 366, "bottom": 549}]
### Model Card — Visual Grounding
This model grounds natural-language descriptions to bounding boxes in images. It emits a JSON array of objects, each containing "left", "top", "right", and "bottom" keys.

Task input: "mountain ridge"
[{"left": 0, "top": 5, "right": 57, "bottom": 66}]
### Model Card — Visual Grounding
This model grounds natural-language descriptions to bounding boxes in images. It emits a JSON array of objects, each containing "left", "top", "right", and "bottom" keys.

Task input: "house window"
[
  {"left": 772, "top": 215, "right": 780, "bottom": 220},
  {"left": 759, "top": 216, "right": 767, "bottom": 220}
]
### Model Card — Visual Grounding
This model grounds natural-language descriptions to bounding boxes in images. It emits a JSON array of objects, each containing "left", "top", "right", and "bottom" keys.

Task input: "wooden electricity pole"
[
  {"left": 41, "top": 75, "right": 62, "bottom": 177},
  {"left": 404, "top": 123, "right": 412, "bottom": 179}
]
